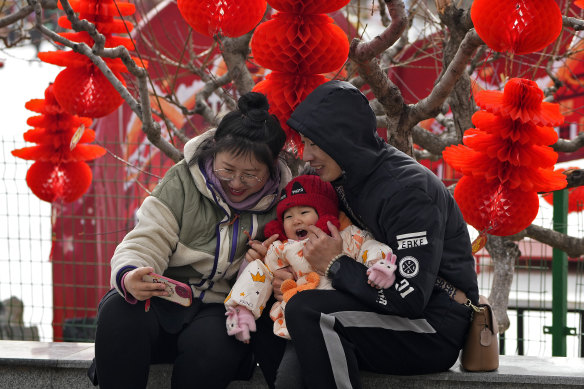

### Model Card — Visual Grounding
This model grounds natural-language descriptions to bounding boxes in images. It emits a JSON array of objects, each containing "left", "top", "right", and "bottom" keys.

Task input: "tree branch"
[
  {"left": 411, "top": 124, "right": 459, "bottom": 155},
  {"left": 351, "top": 0, "right": 407, "bottom": 62},
  {"left": 515, "top": 225, "right": 584, "bottom": 258},
  {"left": 221, "top": 33, "right": 255, "bottom": 95},
  {"left": 563, "top": 15, "right": 584, "bottom": 31},
  {"left": 552, "top": 132, "right": 584, "bottom": 153},
  {"left": 0, "top": 4, "right": 34, "bottom": 28},
  {"left": 486, "top": 235, "right": 519, "bottom": 333},
  {"left": 410, "top": 29, "right": 483, "bottom": 126}
]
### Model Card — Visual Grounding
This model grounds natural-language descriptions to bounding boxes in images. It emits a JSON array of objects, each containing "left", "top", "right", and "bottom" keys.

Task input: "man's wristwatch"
[{"left": 326, "top": 258, "right": 341, "bottom": 278}]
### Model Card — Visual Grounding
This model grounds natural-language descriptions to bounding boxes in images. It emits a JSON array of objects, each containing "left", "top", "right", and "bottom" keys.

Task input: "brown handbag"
[{"left": 460, "top": 295, "right": 500, "bottom": 372}]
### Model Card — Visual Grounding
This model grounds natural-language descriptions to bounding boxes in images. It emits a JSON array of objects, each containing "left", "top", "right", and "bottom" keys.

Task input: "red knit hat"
[{"left": 264, "top": 175, "right": 340, "bottom": 240}]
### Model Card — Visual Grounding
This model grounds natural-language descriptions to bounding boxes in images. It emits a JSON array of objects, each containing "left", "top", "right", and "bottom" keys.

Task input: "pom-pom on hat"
[{"left": 264, "top": 175, "right": 340, "bottom": 240}]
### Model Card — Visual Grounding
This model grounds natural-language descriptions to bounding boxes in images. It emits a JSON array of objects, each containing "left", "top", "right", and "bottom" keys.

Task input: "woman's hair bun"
[{"left": 239, "top": 92, "right": 270, "bottom": 128}]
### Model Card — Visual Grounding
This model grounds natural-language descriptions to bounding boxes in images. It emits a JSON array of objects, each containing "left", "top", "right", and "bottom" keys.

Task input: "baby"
[{"left": 224, "top": 175, "right": 397, "bottom": 342}]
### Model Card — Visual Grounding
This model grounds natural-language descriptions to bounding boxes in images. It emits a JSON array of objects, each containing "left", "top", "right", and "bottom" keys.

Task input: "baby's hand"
[
  {"left": 226, "top": 306, "right": 256, "bottom": 343},
  {"left": 244, "top": 234, "right": 279, "bottom": 263},
  {"left": 366, "top": 253, "right": 397, "bottom": 289}
]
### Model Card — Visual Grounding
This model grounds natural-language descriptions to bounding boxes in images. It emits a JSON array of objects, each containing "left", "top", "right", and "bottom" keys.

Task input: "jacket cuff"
[{"left": 116, "top": 266, "right": 137, "bottom": 304}]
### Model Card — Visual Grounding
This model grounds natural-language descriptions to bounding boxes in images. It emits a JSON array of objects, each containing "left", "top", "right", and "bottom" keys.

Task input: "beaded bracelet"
[{"left": 324, "top": 253, "right": 344, "bottom": 277}]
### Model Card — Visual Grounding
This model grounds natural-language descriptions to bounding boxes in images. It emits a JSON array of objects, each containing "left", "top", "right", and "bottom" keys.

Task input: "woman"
[
  {"left": 93, "top": 92, "right": 291, "bottom": 389},
  {"left": 272, "top": 80, "right": 480, "bottom": 388}
]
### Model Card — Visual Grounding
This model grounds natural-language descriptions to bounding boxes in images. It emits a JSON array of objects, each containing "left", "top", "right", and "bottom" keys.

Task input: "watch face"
[{"left": 329, "top": 260, "right": 341, "bottom": 276}]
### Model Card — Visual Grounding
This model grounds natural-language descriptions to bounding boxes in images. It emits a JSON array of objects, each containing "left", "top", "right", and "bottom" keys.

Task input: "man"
[{"left": 275, "top": 80, "right": 479, "bottom": 388}]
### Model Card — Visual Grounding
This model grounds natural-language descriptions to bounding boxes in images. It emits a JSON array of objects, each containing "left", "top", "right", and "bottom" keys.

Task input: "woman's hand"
[
  {"left": 245, "top": 234, "right": 279, "bottom": 263},
  {"left": 272, "top": 267, "right": 295, "bottom": 302},
  {"left": 304, "top": 221, "right": 343, "bottom": 275},
  {"left": 123, "top": 267, "right": 168, "bottom": 301}
]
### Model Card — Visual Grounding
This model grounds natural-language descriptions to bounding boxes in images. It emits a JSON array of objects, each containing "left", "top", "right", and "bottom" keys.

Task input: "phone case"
[{"left": 143, "top": 273, "right": 193, "bottom": 307}]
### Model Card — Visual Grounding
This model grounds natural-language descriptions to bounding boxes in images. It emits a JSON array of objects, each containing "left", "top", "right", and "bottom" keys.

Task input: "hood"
[
  {"left": 183, "top": 128, "right": 215, "bottom": 162},
  {"left": 287, "top": 80, "right": 387, "bottom": 186}
]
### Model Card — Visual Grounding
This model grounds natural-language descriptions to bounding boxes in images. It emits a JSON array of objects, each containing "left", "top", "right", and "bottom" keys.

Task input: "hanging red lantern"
[
  {"left": 11, "top": 84, "right": 106, "bottom": 203},
  {"left": 178, "top": 0, "right": 267, "bottom": 38},
  {"left": 52, "top": 65, "right": 125, "bottom": 118},
  {"left": 471, "top": 0, "right": 562, "bottom": 55},
  {"left": 251, "top": 13, "right": 349, "bottom": 75},
  {"left": 38, "top": 0, "right": 145, "bottom": 118},
  {"left": 250, "top": 0, "right": 348, "bottom": 154},
  {"left": 443, "top": 77, "right": 567, "bottom": 236},
  {"left": 25, "top": 161, "right": 94, "bottom": 203},
  {"left": 454, "top": 176, "right": 540, "bottom": 236}
]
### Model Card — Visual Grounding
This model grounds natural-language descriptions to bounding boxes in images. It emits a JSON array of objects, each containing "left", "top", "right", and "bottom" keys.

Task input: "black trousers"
[
  {"left": 281, "top": 288, "right": 472, "bottom": 389},
  {"left": 94, "top": 290, "right": 286, "bottom": 389}
]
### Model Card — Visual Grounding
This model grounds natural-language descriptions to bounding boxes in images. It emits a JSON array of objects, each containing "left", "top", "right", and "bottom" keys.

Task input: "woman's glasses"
[{"left": 213, "top": 169, "right": 263, "bottom": 187}]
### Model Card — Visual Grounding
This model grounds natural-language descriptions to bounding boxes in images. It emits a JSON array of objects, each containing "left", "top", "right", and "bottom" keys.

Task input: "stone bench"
[{"left": 0, "top": 340, "right": 583, "bottom": 388}]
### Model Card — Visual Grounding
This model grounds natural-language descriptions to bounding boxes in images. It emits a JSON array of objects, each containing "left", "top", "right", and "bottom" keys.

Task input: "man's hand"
[
  {"left": 304, "top": 221, "right": 343, "bottom": 275},
  {"left": 272, "top": 267, "right": 295, "bottom": 302},
  {"left": 123, "top": 267, "right": 168, "bottom": 301},
  {"left": 245, "top": 234, "right": 279, "bottom": 263}
]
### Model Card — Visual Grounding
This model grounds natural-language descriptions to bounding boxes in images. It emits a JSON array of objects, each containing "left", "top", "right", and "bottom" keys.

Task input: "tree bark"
[{"left": 485, "top": 235, "right": 521, "bottom": 334}]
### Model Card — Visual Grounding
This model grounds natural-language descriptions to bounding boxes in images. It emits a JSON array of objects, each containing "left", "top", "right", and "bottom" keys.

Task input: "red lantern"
[
  {"left": 11, "top": 84, "right": 105, "bottom": 203},
  {"left": 178, "top": 0, "right": 267, "bottom": 38},
  {"left": 25, "top": 161, "right": 94, "bottom": 203},
  {"left": 38, "top": 0, "right": 145, "bottom": 118},
  {"left": 52, "top": 65, "right": 125, "bottom": 118},
  {"left": 267, "top": 0, "right": 350, "bottom": 14},
  {"left": 454, "top": 176, "right": 540, "bottom": 236},
  {"left": 251, "top": 13, "right": 349, "bottom": 75},
  {"left": 443, "top": 78, "right": 567, "bottom": 236},
  {"left": 471, "top": 0, "right": 562, "bottom": 55},
  {"left": 250, "top": 0, "right": 348, "bottom": 153}
]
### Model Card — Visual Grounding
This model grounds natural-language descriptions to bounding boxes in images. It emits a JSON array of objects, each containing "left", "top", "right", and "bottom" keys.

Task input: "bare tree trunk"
[
  {"left": 436, "top": 1, "right": 475, "bottom": 138},
  {"left": 485, "top": 235, "right": 521, "bottom": 334}
]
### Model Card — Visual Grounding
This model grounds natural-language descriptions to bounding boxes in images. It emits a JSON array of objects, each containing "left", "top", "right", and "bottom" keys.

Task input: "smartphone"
[{"left": 142, "top": 272, "right": 193, "bottom": 307}]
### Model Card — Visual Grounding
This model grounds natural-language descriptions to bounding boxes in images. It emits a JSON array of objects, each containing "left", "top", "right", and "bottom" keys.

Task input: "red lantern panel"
[
  {"left": 443, "top": 144, "right": 565, "bottom": 192},
  {"left": 475, "top": 78, "right": 564, "bottom": 126},
  {"left": 178, "top": 0, "right": 267, "bottom": 38},
  {"left": 26, "top": 161, "right": 93, "bottom": 203},
  {"left": 65, "top": 0, "right": 136, "bottom": 17},
  {"left": 267, "top": 0, "right": 350, "bottom": 14},
  {"left": 52, "top": 65, "right": 125, "bottom": 118},
  {"left": 12, "top": 143, "right": 106, "bottom": 163},
  {"left": 454, "top": 176, "right": 540, "bottom": 236},
  {"left": 471, "top": 111, "right": 558, "bottom": 146},
  {"left": 27, "top": 115, "right": 93, "bottom": 132},
  {"left": 471, "top": 0, "right": 562, "bottom": 55},
  {"left": 253, "top": 72, "right": 327, "bottom": 154},
  {"left": 462, "top": 129, "right": 558, "bottom": 168},
  {"left": 251, "top": 13, "right": 348, "bottom": 75}
]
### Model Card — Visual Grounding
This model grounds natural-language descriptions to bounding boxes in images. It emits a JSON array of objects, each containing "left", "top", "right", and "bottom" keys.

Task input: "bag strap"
[{"left": 435, "top": 277, "right": 470, "bottom": 305}]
